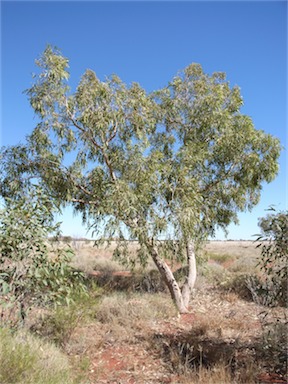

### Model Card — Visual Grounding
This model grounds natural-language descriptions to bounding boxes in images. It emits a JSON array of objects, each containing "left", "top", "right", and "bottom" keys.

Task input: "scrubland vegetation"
[{"left": 1, "top": 236, "right": 287, "bottom": 384}]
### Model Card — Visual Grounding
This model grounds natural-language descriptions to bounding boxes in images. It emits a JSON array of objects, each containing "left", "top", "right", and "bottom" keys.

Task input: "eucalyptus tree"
[{"left": 0, "top": 46, "right": 281, "bottom": 313}]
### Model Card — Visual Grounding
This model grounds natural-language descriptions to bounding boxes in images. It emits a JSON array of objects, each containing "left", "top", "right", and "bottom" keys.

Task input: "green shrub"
[
  {"left": 255, "top": 209, "right": 288, "bottom": 307},
  {"left": 31, "top": 289, "right": 100, "bottom": 347},
  {"left": 0, "top": 189, "right": 88, "bottom": 327},
  {"left": 257, "top": 317, "right": 288, "bottom": 377}
]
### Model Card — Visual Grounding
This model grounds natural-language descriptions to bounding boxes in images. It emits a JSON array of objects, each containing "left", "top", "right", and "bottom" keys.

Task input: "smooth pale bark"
[
  {"left": 146, "top": 240, "right": 197, "bottom": 314},
  {"left": 181, "top": 240, "right": 197, "bottom": 308}
]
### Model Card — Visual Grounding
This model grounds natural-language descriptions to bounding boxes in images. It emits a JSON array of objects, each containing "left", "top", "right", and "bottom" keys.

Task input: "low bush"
[
  {"left": 258, "top": 317, "right": 287, "bottom": 377},
  {"left": 219, "top": 273, "right": 256, "bottom": 302},
  {"left": 30, "top": 289, "right": 100, "bottom": 347},
  {"left": 217, "top": 271, "right": 287, "bottom": 307},
  {"left": 152, "top": 330, "right": 258, "bottom": 383},
  {"left": 255, "top": 209, "right": 288, "bottom": 307},
  {"left": 227, "top": 256, "right": 258, "bottom": 274},
  {"left": 90, "top": 268, "right": 167, "bottom": 293}
]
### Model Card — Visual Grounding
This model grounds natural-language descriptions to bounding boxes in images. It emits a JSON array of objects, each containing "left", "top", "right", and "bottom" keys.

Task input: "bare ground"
[
  {"left": 66, "top": 287, "right": 286, "bottom": 383},
  {"left": 47, "top": 241, "right": 287, "bottom": 384}
]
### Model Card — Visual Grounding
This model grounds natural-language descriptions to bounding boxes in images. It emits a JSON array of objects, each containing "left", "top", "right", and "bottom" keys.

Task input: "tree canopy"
[{"left": 0, "top": 46, "right": 281, "bottom": 312}]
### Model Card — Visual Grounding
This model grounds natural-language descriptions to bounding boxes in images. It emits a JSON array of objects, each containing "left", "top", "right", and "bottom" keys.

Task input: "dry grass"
[
  {"left": 71, "top": 240, "right": 262, "bottom": 275},
  {"left": 95, "top": 292, "right": 178, "bottom": 339},
  {"left": 163, "top": 358, "right": 257, "bottom": 384},
  {"left": 204, "top": 240, "right": 261, "bottom": 259},
  {"left": 72, "top": 250, "right": 124, "bottom": 274},
  {"left": 0, "top": 328, "right": 76, "bottom": 384},
  {"left": 4, "top": 240, "right": 286, "bottom": 384}
]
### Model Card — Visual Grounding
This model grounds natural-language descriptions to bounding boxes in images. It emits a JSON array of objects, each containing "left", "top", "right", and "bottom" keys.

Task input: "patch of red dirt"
[
  {"left": 88, "top": 342, "right": 169, "bottom": 384},
  {"left": 89, "top": 270, "right": 132, "bottom": 277},
  {"left": 179, "top": 312, "right": 196, "bottom": 324},
  {"left": 258, "top": 373, "right": 287, "bottom": 384},
  {"left": 222, "top": 259, "right": 236, "bottom": 269}
]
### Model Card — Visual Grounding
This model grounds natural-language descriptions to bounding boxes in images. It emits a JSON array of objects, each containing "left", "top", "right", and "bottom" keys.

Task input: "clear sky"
[{"left": 1, "top": 1, "right": 287, "bottom": 240}]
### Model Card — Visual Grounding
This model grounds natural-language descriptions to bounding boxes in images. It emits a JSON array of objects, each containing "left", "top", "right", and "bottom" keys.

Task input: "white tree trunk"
[
  {"left": 181, "top": 240, "right": 197, "bottom": 308},
  {"left": 148, "top": 244, "right": 189, "bottom": 314},
  {"left": 147, "top": 240, "right": 197, "bottom": 314}
]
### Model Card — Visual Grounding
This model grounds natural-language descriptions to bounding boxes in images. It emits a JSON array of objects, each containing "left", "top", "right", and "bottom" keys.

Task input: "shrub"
[
  {"left": 0, "top": 188, "right": 88, "bottom": 327},
  {"left": 220, "top": 273, "right": 256, "bottom": 301},
  {"left": 255, "top": 209, "right": 288, "bottom": 307},
  {"left": 30, "top": 288, "right": 100, "bottom": 347},
  {"left": 257, "top": 316, "right": 288, "bottom": 377},
  {"left": 95, "top": 292, "right": 177, "bottom": 327}
]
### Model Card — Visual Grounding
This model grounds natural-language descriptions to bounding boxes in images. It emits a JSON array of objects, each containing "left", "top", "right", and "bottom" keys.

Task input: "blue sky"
[{"left": 1, "top": 1, "right": 287, "bottom": 240}]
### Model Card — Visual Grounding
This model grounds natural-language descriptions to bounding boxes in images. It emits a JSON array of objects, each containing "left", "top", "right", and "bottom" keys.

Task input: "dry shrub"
[
  {"left": 227, "top": 255, "right": 258, "bottom": 274},
  {"left": 135, "top": 269, "right": 167, "bottom": 292},
  {"left": 89, "top": 268, "right": 166, "bottom": 294},
  {"left": 152, "top": 330, "right": 258, "bottom": 384},
  {"left": 192, "top": 314, "right": 249, "bottom": 339},
  {"left": 221, "top": 272, "right": 287, "bottom": 307},
  {"left": 257, "top": 315, "right": 288, "bottom": 377},
  {"left": 95, "top": 292, "right": 177, "bottom": 331},
  {"left": 220, "top": 273, "right": 255, "bottom": 301},
  {"left": 173, "top": 360, "right": 256, "bottom": 384},
  {"left": 199, "top": 263, "right": 232, "bottom": 287}
]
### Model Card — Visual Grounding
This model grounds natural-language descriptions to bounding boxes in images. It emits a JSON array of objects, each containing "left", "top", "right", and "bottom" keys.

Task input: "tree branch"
[
  {"left": 65, "top": 100, "right": 117, "bottom": 183},
  {"left": 71, "top": 198, "right": 99, "bottom": 206}
]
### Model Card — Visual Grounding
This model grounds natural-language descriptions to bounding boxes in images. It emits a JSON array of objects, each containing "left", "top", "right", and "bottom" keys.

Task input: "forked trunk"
[
  {"left": 148, "top": 244, "right": 189, "bottom": 313},
  {"left": 147, "top": 240, "right": 197, "bottom": 314}
]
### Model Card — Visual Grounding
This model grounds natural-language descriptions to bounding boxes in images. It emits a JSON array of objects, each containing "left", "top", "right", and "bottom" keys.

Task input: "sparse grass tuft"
[
  {"left": 199, "top": 263, "right": 232, "bottom": 287},
  {"left": 205, "top": 252, "right": 236, "bottom": 265},
  {"left": 0, "top": 328, "right": 76, "bottom": 384},
  {"left": 95, "top": 292, "right": 177, "bottom": 338}
]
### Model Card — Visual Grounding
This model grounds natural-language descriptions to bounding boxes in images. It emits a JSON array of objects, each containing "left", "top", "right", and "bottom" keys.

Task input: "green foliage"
[
  {"left": 0, "top": 45, "right": 281, "bottom": 270},
  {"left": 255, "top": 209, "right": 288, "bottom": 306},
  {"left": 31, "top": 289, "right": 101, "bottom": 347},
  {"left": 258, "top": 316, "right": 288, "bottom": 377},
  {"left": 0, "top": 188, "right": 88, "bottom": 327},
  {"left": 0, "top": 328, "right": 76, "bottom": 384},
  {"left": 32, "top": 306, "right": 81, "bottom": 348}
]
